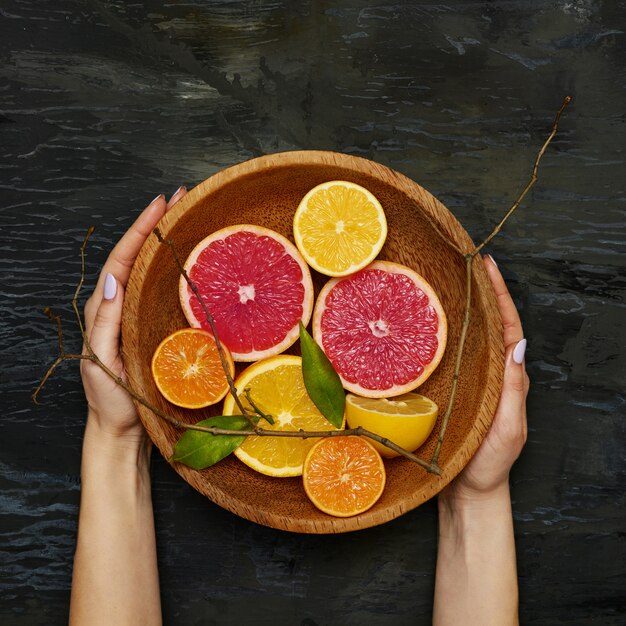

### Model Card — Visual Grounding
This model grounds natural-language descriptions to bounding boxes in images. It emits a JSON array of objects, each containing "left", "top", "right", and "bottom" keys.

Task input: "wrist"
[
  {"left": 439, "top": 479, "right": 510, "bottom": 514},
  {"left": 83, "top": 414, "right": 152, "bottom": 475},
  {"left": 438, "top": 482, "right": 512, "bottom": 542}
]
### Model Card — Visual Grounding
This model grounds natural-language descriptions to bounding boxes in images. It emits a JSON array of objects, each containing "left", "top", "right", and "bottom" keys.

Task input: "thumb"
[
  {"left": 493, "top": 338, "right": 529, "bottom": 435},
  {"left": 88, "top": 272, "right": 124, "bottom": 367},
  {"left": 500, "top": 338, "right": 529, "bottom": 402}
]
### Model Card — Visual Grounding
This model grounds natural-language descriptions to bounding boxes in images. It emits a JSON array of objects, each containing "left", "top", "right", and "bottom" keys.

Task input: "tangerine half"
[
  {"left": 151, "top": 328, "right": 234, "bottom": 409},
  {"left": 302, "top": 436, "right": 386, "bottom": 517}
]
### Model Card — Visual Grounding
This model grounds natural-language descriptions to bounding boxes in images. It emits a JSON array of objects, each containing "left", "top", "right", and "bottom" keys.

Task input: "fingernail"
[
  {"left": 513, "top": 338, "right": 527, "bottom": 364},
  {"left": 103, "top": 272, "right": 117, "bottom": 300},
  {"left": 486, "top": 253, "right": 498, "bottom": 267},
  {"left": 173, "top": 185, "right": 186, "bottom": 196},
  {"left": 149, "top": 193, "right": 164, "bottom": 206}
]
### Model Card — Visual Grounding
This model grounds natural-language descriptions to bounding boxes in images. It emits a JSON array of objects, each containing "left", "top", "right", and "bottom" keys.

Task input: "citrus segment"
[
  {"left": 293, "top": 181, "right": 387, "bottom": 276},
  {"left": 151, "top": 328, "right": 234, "bottom": 409},
  {"left": 180, "top": 225, "right": 314, "bottom": 361},
  {"left": 222, "top": 355, "right": 343, "bottom": 477},
  {"left": 313, "top": 260, "right": 447, "bottom": 398},
  {"left": 302, "top": 436, "right": 386, "bottom": 517},
  {"left": 345, "top": 393, "right": 439, "bottom": 458}
]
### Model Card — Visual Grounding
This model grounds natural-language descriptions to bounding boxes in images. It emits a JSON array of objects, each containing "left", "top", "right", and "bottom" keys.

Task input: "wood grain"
[{"left": 121, "top": 151, "right": 504, "bottom": 533}]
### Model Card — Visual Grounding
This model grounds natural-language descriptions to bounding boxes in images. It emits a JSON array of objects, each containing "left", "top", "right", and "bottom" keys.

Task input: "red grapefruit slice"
[
  {"left": 312, "top": 261, "right": 447, "bottom": 398},
  {"left": 180, "top": 225, "right": 314, "bottom": 362}
]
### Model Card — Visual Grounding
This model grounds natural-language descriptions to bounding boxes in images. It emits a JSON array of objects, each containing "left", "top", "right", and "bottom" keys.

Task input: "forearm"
[
  {"left": 433, "top": 484, "right": 519, "bottom": 626},
  {"left": 69, "top": 418, "right": 161, "bottom": 626}
]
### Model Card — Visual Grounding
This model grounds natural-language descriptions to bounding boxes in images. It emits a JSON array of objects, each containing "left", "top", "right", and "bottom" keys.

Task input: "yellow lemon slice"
[
  {"left": 223, "top": 355, "right": 344, "bottom": 477},
  {"left": 293, "top": 180, "right": 387, "bottom": 276},
  {"left": 345, "top": 392, "right": 438, "bottom": 458}
]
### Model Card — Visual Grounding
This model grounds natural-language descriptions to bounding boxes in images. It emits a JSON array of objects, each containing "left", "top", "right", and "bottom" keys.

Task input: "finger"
[
  {"left": 167, "top": 185, "right": 187, "bottom": 211},
  {"left": 86, "top": 195, "right": 166, "bottom": 336},
  {"left": 88, "top": 272, "right": 124, "bottom": 367},
  {"left": 483, "top": 255, "right": 523, "bottom": 347},
  {"left": 100, "top": 194, "right": 167, "bottom": 290},
  {"left": 493, "top": 339, "right": 528, "bottom": 443}
]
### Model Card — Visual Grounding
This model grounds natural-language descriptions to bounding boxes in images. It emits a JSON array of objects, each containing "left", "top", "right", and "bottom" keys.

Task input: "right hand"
[{"left": 440, "top": 255, "right": 529, "bottom": 505}]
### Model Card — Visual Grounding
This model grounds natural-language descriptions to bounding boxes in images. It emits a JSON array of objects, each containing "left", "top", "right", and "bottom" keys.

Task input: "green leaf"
[
  {"left": 299, "top": 321, "right": 346, "bottom": 428},
  {"left": 170, "top": 415, "right": 251, "bottom": 470}
]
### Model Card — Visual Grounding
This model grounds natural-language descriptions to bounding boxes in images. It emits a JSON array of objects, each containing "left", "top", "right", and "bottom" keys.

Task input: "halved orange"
[
  {"left": 302, "top": 436, "right": 386, "bottom": 517},
  {"left": 151, "top": 328, "right": 234, "bottom": 409},
  {"left": 223, "top": 355, "right": 344, "bottom": 477}
]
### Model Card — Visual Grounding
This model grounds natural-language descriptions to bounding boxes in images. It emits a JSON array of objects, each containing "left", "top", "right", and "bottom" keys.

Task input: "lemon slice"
[
  {"left": 293, "top": 180, "right": 387, "bottom": 276},
  {"left": 223, "top": 355, "right": 344, "bottom": 477},
  {"left": 345, "top": 392, "right": 438, "bottom": 458}
]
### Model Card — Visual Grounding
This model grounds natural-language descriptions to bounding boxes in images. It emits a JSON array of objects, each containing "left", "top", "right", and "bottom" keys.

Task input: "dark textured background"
[{"left": 1, "top": 1, "right": 625, "bottom": 624}]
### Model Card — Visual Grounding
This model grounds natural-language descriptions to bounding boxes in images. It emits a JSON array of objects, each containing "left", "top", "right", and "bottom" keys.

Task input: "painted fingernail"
[
  {"left": 513, "top": 338, "right": 527, "bottom": 364},
  {"left": 486, "top": 253, "right": 498, "bottom": 267},
  {"left": 103, "top": 272, "right": 117, "bottom": 300}
]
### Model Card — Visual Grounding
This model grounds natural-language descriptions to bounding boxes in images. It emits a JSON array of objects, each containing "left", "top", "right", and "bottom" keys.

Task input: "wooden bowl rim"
[{"left": 123, "top": 149, "right": 503, "bottom": 533}]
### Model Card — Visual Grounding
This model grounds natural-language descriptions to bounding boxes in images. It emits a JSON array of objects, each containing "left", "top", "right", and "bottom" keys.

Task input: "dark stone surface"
[{"left": 1, "top": 1, "right": 625, "bottom": 624}]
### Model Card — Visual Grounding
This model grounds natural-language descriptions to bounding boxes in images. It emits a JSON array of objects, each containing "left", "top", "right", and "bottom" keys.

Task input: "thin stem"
[
  {"left": 473, "top": 96, "right": 571, "bottom": 257},
  {"left": 153, "top": 228, "right": 250, "bottom": 418},
  {"left": 243, "top": 388, "right": 275, "bottom": 425},
  {"left": 430, "top": 95, "right": 571, "bottom": 467},
  {"left": 71, "top": 226, "right": 95, "bottom": 337},
  {"left": 430, "top": 255, "right": 472, "bottom": 466}
]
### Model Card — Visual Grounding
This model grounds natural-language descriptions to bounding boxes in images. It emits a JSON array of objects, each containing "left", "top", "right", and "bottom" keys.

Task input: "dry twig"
[{"left": 34, "top": 96, "right": 571, "bottom": 477}]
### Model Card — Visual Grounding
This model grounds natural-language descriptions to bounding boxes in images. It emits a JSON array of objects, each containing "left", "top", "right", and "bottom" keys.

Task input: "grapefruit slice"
[
  {"left": 151, "top": 328, "right": 234, "bottom": 409},
  {"left": 302, "top": 436, "right": 386, "bottom": 517},
  {"left": 312, "top": 260, "right": 447, "bottom": 398},
  {"left": 293, "top": 180, "right": 387, "bottom": 277},
  {"left": 180, "top": 225, "right": 314, "bottom": 362},
  {"left": 222, "top": 355, "right": 344, "bottom": 477}
]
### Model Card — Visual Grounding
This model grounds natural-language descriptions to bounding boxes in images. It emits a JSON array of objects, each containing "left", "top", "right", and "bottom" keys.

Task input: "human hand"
[
  {"left": 440, "top": 254, "right": 529, "bottom": 506},
  {"left": 80, "top": 187, "right": 187, "bottom": 445}
]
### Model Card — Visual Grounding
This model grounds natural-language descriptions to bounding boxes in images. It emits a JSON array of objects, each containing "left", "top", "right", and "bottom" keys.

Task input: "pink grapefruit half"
[
  {"left": 312, "top": 261, "right": 447, "bottom": 398},
  {"left": 180, "top": 225, "right": 314, "bottom": 362}
]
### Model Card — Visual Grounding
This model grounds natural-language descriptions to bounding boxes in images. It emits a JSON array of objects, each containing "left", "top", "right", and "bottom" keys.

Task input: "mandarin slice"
[
  {"left": 302, "top": 436, "right": 386, "bottom": 517},
  {"left": 151, "top": 328, "right": 234, "bottom": 409}
]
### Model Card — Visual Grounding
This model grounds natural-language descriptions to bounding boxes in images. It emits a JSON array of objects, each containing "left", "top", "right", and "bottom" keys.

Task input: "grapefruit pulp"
[
  {"left": 312, "top": 260, "right": 447, "bottom": 398},
  {"left": 180, "top": 225, "right": 314, "bottom": 362}
]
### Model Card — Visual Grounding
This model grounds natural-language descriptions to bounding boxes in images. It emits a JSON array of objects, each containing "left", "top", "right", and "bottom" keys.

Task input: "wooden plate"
[{"left": 122, "top": 150, "right": 504, "bottom": 533}]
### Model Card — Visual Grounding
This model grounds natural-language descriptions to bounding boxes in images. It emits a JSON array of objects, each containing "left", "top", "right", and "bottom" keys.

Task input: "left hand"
[{"left": 80, "top": 187, "right": 187, "bottom": 443}]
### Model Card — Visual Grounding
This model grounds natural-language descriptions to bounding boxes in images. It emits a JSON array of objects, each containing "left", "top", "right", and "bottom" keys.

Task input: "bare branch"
[
  {"left": 35, "top": 96, "right": 571, "bottom": 482},
  {"left": 473, "top": 96, "right": 571, "bottom": 257}
]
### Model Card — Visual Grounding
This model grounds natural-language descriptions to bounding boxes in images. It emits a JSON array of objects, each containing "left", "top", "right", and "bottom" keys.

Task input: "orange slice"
[
  {"left": 223, "top": 355, "right": 344, "bottom": 477},
  {"left": 302, "top": 436, "right": 386, "bottom": 517},
  {"left": 293, "top": 181, "right": 387, "bottom": 277},
  {"left": 151, "top": 328, "right": 234, "bottom": 409}
]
